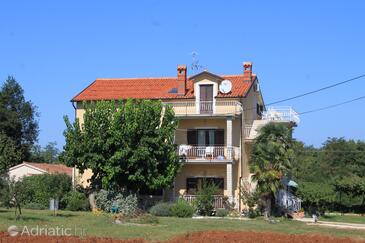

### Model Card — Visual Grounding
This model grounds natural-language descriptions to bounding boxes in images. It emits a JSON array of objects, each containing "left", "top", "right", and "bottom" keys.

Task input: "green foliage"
[
  {"left": 292, "top": 138, "right": 365, "bottom": 213},
  {"left": 149, "top": 202, "right": 173, "bottom": 216},
  {"left": 62, "top": 191, "right": 90, "bottom": 211},
  {"left": 297, "top": 182, "right": 335, "bottom": 214},
  {"left": 95, "top": 190, "right": 138, "bottom": 216},
  {"left": 240, "top": 180, "right": 259, "bottom": 218},
  {"left": 23, "top": 202, "right": 47, "bottom": 210},
  {"left": 195, "top": 181, "right": 218, "bottom": 216},
  {"left": 30, "top": 142, "right": 60, "bottom": 163},
  {"left": 171, "top": 199, "right": 195, "bottom": 218},
  {"left": 250, "top": 123, "right": 294, "bottom": 217},
  {"left": 0, "top": 177, "right": 28, "bottom": 219},
  {"left": 95, "top": 190, "right": 113, "bottom": 212},
  {"left": 113, "top": 194, "right": 138, "bottom": 216},
  {"left": 0, "top": 76, "right": 39, "bottom": 162},
  {"left": 20, "top": 173, "right": 72, "bottom": 208},
  {"left": 215, "top": 208, "right": 229, "bottom": 217},
  {"left": 0, "top": 133, "right": 22, "bottom": 175},
  {"left": 62, "top": 100, "right": 180, "bottom": 192}
]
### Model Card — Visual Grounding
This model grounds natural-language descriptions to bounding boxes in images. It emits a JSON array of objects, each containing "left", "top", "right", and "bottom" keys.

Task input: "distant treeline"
[{"left": 292, "top": 138, "right": 365, "bottom": 214}]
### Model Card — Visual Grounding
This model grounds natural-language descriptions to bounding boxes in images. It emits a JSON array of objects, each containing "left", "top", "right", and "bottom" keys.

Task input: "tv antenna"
[{"left": 190, "top": 51, "right": 205, "bottom": 74}]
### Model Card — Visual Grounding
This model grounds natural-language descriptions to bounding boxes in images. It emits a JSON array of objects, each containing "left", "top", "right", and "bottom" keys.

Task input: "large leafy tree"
[
  {"left": 250, "top": 123, "right": 295, "bottom": 218},
  {"left": 62, "top": 99, "right": 180, "bottom": 192},
  {"left": 292, "top": 138, "right": 365, "bottom": 213},
  {"left": 30, "top": 142, "right": 60, "bottom": 163},
  {"left": 0, "top": 76, "right": 39, "bottom": 163},
  {"left": 0, "top": 133, "right": 22, "bottom": 175}
]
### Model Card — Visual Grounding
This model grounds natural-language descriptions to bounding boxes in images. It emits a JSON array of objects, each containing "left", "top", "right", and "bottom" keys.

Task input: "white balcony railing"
[
  {"left": 244, "top": 106, "right": 299, "bottom": 140},
  {"left": 262, "top": 106, "right": 300, "bottom": 124},
  {"left": 178, "top": 145, "right": 239, "bottom": 161},
  {"left": 182, "top": 195, "right": 225, "bottom": 209},
  {"left": 164, "top": 101, "right": 242, "bottom": 116}
]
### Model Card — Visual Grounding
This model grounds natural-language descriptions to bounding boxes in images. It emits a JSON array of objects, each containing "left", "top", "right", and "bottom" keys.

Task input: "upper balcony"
[
  {"left": 261, "top": 106, "right": 300, "bottom": 124},
  {"left": 244, "top": 106, "right": 299, "bottom": 140},
  {"left": 164, "top": 101, "right": 243, "bottom": 117}
]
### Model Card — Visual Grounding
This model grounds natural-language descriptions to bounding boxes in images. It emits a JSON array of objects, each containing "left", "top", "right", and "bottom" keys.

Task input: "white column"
[
  {"left": 226, "top": 118, "right": 232, "bottom": 159},
  {"left": 226, "top": 163, "right": 233, "bottom": 203},
  {"left": 226, "top": 118, "right": 233, "bottom": 203}
]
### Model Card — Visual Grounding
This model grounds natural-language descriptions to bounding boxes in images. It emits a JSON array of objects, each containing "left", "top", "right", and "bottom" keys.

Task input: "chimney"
[
  {"left": 177, "top": 65, "right": 187, "bottom": 95},
  {"left": 243, "top": 62, "right": 253, "bottom": 81}
]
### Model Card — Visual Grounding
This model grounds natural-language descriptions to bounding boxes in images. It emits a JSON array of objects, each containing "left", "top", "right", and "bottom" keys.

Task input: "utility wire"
[
  {"left": 266, "top": 74, "right": 365, "bottom": 106},
  {"left": 299, "top": 95, "right": 365, "bottom": 115},
  {"left": 243, "top": 74, "right": 365, "bottom": 111}
]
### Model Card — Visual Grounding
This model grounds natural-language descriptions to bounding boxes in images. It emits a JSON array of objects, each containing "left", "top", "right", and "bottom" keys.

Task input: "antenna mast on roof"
[{"left": 190, "top": 51, "right": 205, "bottom": 74}]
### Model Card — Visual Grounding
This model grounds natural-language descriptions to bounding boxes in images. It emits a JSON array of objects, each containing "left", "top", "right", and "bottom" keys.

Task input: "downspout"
[{"left": 71, "top": 100, "right": 77, "bottom": 189}]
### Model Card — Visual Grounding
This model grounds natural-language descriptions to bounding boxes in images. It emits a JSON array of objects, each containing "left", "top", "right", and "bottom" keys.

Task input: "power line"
[
  {"left": 243, "top": 73, "right": 365, "bottom": 111},
  {"left": 299, "top": 95, "right": 365, "bottom": 115},
  {"left": 266, "top": 74, "right": 365, "bottom": 106}
]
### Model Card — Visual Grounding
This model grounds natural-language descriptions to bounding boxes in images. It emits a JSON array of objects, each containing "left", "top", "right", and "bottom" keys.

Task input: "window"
[
  {"left": 187, "top": 129, "right": 224, "bottom": 146},
  {"left": 256, "top": 104, "right": 264, "bottom": 116}
]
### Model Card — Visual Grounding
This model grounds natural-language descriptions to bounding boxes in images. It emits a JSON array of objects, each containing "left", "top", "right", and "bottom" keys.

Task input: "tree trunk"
[
  {"left": 263, "top": 196, "right": 271, "bottom": 219},
  {"left": 88, "top": 191, "right": 97, "bottom": 210}
]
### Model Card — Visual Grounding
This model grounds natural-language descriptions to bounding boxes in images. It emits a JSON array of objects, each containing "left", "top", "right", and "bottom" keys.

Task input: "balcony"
[
  {"left": 178, "top": 145, "right": 240, "bottom": 163},
  {"left": 262, "top": 106, "right": 300, "bottom": 124},
  {"left": 164, "top": 101, "right": 242, "bottom": 117},
  {"left": 182, "top": 195, "right": 225, "bottom": 209},
  {"left": 244, "top": 106, "right": 299, "bottom": 140}
]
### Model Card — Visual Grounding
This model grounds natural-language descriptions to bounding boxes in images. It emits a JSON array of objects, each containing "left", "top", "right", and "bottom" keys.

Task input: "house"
[
  {"left": 71, "top": 62, "right": 299, "bottom": 211},
  {"left": 8, "top": 162, "right": 74, "bottom": 181}
]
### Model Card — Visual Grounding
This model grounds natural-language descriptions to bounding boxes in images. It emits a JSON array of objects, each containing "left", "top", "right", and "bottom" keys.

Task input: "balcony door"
[
  {"left": 187, "top": 129, "right": 224, "bottom": 158},
  {"left": 187, "top": 129, "right": 224, "bottom": 146},
  {"left": 200, "top": 84, "right": 213, "bottom": 114}
]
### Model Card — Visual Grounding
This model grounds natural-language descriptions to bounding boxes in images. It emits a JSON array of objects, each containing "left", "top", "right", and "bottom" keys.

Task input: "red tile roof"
[
  {"left": 72, "top": 73, "right": 255, "bottom": 101},
  {"left": 24, "top": 162, "right": 73, "bottom": 177}
]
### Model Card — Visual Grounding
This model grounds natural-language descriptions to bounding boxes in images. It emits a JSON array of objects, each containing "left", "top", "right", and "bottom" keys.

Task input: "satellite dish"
[{"left": 219, "top": 80, "right": 232, "bottom": 94}]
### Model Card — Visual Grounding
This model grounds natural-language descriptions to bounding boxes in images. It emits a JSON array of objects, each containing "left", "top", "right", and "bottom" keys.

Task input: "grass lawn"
[
  {"left": 321, "top": 214, "right": 365, "bottom": 224},
  {"left": 1, "top": 208, "right": 365, "bottom": 241}
]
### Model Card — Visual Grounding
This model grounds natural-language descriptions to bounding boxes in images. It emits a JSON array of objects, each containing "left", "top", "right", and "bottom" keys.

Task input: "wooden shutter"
[
  {"left": 187, "top": 129, "right": 197, "bottom": 145},
  {"left": 215, "top": 129, "right": 224, "bottom": 146}
]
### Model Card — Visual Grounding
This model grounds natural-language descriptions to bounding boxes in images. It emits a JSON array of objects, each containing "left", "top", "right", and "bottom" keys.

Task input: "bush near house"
[
  {"left": 171, "top": 199, "right": 195, "bottom": 218},
  {"left": 95, "top": 190, "right": 138, "bottom": 216},
  {"left": 216, "top": 208, "right": 229, "bottom": 217},
  {"left": 19, "top": 174, "right": 72, "bottom": 210},
  {"left": 149, "top": 202, "right": 173, "bottom": 216},
  {"left": 195, "top": 181, "right": 219, "bottom": 216},
  {"left": 62, "top": 191, "right": 90, "bottom": 211}
]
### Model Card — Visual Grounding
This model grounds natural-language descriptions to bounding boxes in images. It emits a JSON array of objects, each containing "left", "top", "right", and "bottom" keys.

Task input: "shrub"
[
  {"left": 18, "top": 173, "right": 72, "bottom": 209},
  {"left": 149, "top": 202, "right": 173, "bottom": 216},
  {"left": 171, "top": 199, "right": 195, "bottom": 218},
  {"left": 95, "top": 190, "right": 113, "bottom": 212},
  {"left": 215, "top": 208, "right": 229, "bottom": 217},
  {"left": 62, "top": 191, "right": 89, "bottom": 211},
  {"left": 24, "top": 202, "right": 47, "bottom": 210},
  {"left": 195, "top": 181, "right": 218, "bottom": 216},
  {"left": 95, "top": 190, "right": 138, "bottom": 216},
  {"left": 113, "top": 194, "right": 138, "bottom": 216}
]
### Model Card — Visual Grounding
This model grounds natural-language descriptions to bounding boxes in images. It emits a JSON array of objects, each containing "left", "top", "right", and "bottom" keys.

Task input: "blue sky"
[{"left": 1, "top": 1, "right": 364, "bottom": 149}]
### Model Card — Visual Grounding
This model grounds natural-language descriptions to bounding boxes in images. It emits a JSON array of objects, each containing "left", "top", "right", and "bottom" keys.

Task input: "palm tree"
[{"left": 250, "top": 123, "right": 294, "bottom": 219}]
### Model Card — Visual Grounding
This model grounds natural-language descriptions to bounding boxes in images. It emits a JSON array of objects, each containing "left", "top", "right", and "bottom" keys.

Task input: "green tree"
[
  {"left": 195, "top": 180, "right": 218, "bottom": 216},
  {"left": 297, "top": 182, "right": 335, "bottom": 215},
  {"left": 0, "top": 133, "right": 22, "bottom": 175},
  {"left": 250, "top": 123, "right": 295, "bottom": 218},
  {"left": 62, "top": 99, "right": 180, "bottom": 193},
  {"left": 0, "top": 76, "right": 39, "bottom": 162},
  {"left": 0, "top": 177, "right": 28, "bottom": 219},
  {"left": 30, "top": 142, "right": 60, "bottom": 163}
]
